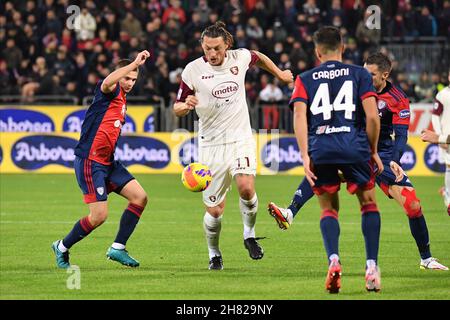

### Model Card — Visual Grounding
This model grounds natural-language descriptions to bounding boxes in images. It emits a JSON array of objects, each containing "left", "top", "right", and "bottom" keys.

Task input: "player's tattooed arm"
[
  {"left": 101, "top": 50, "right": 150, "bottom": 93},
  {"left": 252, "top": 51, "right": 294, "bottom": 84}
]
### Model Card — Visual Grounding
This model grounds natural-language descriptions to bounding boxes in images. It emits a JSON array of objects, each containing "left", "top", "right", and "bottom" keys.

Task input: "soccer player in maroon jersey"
[{"left": 52, "top": 50, "right": 151, "bottom": 268}]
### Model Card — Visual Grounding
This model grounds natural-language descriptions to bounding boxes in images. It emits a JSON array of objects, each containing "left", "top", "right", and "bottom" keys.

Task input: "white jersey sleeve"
[
  {"left": 179, "top": 49, "right": 258, "bottom": 146},
  {"left": 434, "top": 87, "right": 450, "bottom": 136}
]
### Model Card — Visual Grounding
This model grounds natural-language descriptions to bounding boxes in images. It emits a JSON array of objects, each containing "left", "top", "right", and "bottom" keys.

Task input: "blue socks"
[
  {"left": 288, "top": 177, "right": 315, "bottom": 217},
  {"left": 361, "top": 204, "right": 381, "bottom": 262}
]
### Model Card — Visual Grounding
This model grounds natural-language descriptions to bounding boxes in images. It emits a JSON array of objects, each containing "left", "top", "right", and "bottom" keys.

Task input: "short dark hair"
[
  {"left": 365, "top": 52, "right": 392, "bottom": 73},
  {"left": 115, "top": 59, "right": 138, "bottom": 72},
  {"left": 312, "top": 26, "right": 342, "bottom": 53},
  {"left": 201, "top": 21, "right": 234, "bottom": 48}
]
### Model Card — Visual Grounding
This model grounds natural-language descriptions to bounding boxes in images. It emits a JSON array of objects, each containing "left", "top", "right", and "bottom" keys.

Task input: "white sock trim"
[
  {"left": 366, "top": 259, "right": 377, "bottom": 268},
  {"left": 58, "top": 240, "right": 68, "bottom": 253},
  {"left": 329, "top": 254, "right": 339, "bottom": 262},
  {"left": 204, "top": 212, "right": 222, "bottom": 259},
  {"left": 240, "top": 194, "right": 258, "bottom": 239},
  {"left": 112, "top": 242, "right": 126, "bottom": 250},
  {"left": 239, "top": 193, "right": 258, "bottom": 206}
]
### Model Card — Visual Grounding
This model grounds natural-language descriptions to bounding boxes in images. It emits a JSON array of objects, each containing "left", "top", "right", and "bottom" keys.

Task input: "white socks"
[
  {"left": 58, "top": 240, "right": 68, "bottom": 253},
  {"left": 329, "top": 254, "right": 340, "bottom": 263},
  {"left": 239, "top": 194, "right": 258, "bottom": 240},
  {"left": 203, "top": 212, "right": 222, "bottom": 259}
]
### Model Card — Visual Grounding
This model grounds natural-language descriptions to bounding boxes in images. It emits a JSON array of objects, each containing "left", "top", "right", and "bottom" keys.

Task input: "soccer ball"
[{"left": 181, "top": 163, "right": 212, "bottom": 192}]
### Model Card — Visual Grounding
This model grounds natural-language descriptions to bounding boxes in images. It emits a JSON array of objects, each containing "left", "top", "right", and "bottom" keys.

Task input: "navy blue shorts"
[
  {"left": 376, "top": 162, "right": 413, "bottom": 198},
  {"left": 74, "top": 156, "right": 135, "bottom": 203},
  {"left": 312, "top": 161, "right": 375, "bottom": 195}
]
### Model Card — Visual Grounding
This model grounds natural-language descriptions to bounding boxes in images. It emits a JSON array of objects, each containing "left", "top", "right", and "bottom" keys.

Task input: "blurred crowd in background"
[{"left": 1, "top": 0, "right": 450, "bottom": 107}]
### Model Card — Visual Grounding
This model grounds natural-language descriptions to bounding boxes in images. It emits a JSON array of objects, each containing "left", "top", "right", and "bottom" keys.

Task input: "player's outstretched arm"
[
  {"left": 173, "top": 95, "right": 198, "bottom": 117},
  {"left": 101, "top": 50, "right": 150, "bottom": 94},
  {"left": 253, "top": 51, "right": 294, "bottom": 84},
  {"left": 362, "top": 96, "right": 384, "bottom": 174}
]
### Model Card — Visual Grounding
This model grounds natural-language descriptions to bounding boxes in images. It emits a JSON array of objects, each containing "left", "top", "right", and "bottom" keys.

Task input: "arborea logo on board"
[
  {"left": 11, "top": 135, "right": 77, "bottom": 170},
  {"left": 423, "top": 144, "right": 446, "bottom": 173},
  {"left": 0, "top": 109, "right": 55, "bottom": 132}
]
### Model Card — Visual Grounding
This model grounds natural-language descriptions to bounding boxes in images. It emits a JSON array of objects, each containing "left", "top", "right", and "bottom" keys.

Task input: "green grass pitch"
[{"left": 0, "top": 174, "right": 449, "bottom": 300}]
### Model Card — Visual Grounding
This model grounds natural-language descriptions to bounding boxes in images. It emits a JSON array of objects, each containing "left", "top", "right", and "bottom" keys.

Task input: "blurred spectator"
[
  {"left": 0, "top": 59, "right": 15, "bottom": 95},
  {"left": 437, "top": 0, "right": 450, "bottom": 37},
  {"left": 343, "top": 37, "right": 362, "bottom": 65},
  {"left": 414, "top": 72, "right": 435, "bottom": 102},
  {"left": 246, "top": 17, "right": 263, "bottom": 41},
  {"left": 259, "top": 80, "right": 284, "bottom": 130},
  {"left": 417, "top": 6, "right": 438, "bottom": 36},
  {"left": 52, "top": 45, "right": 76, "bottom": 86},
  {"left": 194, "top": 0, "right": 212, "bottom": 25},
  {"left": 43, "top": 10, "right": 62, "bottom": 37},
  {"left": 3, "top": 38, "right": 23, "bottom": 69},
  {"left": 356, "top": 10, "right": 381, "bottom": 52},
  {"left": 121, "top": 12, "right": 142, "bottom": 39},
  {"left": 162, "top": 0, "right": 187, "bottom": 25},
  {"left": 74, "top": 8, "right": 97, "bottom": 41},
  {"left": 0, "top": 0, "right": 448, "bottom": 108},
  {"left": 387, "top": 14, "right": 407, "bottom": 38},
  {"left": 222, "top": 0, "right": 243, "bottom": 24},
  {"left": 281, "top": 0, "right": 298, "bottom": 34}
]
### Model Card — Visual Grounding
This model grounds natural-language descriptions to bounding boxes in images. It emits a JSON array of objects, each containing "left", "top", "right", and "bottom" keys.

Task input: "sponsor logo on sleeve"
[
  {"left": 399, "top": 109, "right": 410, "bottom": 119},
  {"left": 0, "top": 109, "right": 55, "bottom": 132},
  {"left": 11, "top": 135, "right": 77, "bottom": 170}
]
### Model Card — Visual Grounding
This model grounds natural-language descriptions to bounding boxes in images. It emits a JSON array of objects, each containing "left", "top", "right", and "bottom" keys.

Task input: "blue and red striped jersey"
[
  {"left": 289, "top": 60, "right": 377, "bottom": 164},
  {"left": 75, "top": 80, "right": 127, "bottom": 165}
]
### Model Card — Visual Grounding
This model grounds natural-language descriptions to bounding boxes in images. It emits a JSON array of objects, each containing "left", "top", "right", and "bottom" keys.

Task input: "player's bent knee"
[
  {"left": 404, "top": 200, "right": 422, "bottom": 218},
  {"left": 89, "top": 211, "right": 108, "bottom": 227},
  {"left": 137, "top": 192, "right": 148, "bottom": 207},
  {"left": 400, "top": 188, "right": 422, "bottom": 218},
  {"left": 206, "top": 206, "right": 224, "bottom": 218},
  {"left": 239, "top": 188, "right": 255, "bottom": 200}
]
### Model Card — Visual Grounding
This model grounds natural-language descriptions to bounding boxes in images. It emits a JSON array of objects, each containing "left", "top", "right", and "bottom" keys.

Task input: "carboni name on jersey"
[{"left": 312, "top": 68, "right": 349, "bottom": 80}]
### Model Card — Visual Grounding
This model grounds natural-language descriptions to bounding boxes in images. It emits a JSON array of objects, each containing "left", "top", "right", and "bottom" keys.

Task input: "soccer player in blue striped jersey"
[
  {"left": 51, "top": 51, "right": 151, "bottom": 269},
  {"left": 271, "top": 26, "right": 384, "bottom": 293},
  {"left": 269, "top": 52, "right": 448, "bottom": 272}
]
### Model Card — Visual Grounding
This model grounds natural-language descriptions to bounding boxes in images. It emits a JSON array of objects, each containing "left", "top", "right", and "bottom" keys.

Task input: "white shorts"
[
  {"left": 200, "top": 140, "right": 257, "bottom": 207},
  {"left": 439, "top": 145, "right": 450, "bottom": 165}
]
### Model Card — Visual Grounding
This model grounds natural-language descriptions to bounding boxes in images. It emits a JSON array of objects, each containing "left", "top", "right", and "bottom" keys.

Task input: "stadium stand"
[{"left": 1, "top": 0, "right": 449, "bottom": 132}]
